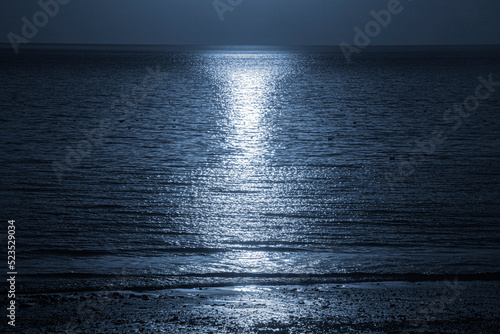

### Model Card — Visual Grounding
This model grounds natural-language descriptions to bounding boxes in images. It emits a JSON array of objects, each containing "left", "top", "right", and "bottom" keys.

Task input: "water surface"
[{"left": 1, "top": 46, "right": 499, "bottom": 291}]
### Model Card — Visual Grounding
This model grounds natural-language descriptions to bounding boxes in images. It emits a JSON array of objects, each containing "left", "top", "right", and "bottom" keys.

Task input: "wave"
[
  {"left": 20, "top": 246, "right": 318, "bottom": 256},
  {"left": 14, "top": 271, "right": 500, "bottom": 294}
]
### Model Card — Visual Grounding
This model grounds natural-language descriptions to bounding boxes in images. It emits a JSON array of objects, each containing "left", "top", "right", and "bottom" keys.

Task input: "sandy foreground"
[{"left": 7, "top": 281, "right": 500, "bottom": 333}]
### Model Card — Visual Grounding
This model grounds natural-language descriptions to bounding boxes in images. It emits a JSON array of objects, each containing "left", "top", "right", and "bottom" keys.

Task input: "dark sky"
[{"left": 2, "top": 0, "right": 500, "bottom": 46}]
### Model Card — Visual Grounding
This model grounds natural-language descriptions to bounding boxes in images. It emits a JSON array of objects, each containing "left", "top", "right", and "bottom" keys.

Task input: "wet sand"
[{"left": 12, "top": 281, "right": 500, "bottom": 333}]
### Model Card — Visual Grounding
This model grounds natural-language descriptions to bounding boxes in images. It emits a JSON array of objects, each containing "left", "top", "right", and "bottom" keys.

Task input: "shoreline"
[
  {"left": 11, "top": 280, "right": 500, "bottom": 333},
  {"left": 14, "top": 271, "right": 500, "bottom": 295}
]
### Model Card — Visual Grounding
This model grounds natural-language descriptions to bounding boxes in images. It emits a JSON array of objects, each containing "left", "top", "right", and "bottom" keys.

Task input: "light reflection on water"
[
  {"left": 152, "top": 50, "right": 500, "bottom": 278},
  {"left": 3, "top": 48, "right": 500, "bottom": 288},
  {"left": 194, "top": 52, "right": 309, "bottom": 274}
]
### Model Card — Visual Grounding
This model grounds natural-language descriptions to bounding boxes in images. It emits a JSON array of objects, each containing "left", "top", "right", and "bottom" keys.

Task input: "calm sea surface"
[{"left": 1, "top": 46, "right": 499, "bottom": 292}]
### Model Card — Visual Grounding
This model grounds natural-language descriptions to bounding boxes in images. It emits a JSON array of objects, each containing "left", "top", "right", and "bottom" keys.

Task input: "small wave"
[
  {"left": 14, "top": 272, "right": 500, "bottom": 294},
  {"left": 176, "top": 272, "right": 500, "bottom": 281}
]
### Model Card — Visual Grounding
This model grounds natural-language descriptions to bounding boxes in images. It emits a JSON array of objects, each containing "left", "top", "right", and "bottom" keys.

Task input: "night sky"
[{"left": 2, "top": 0, "right": 500, "bottom": 46}]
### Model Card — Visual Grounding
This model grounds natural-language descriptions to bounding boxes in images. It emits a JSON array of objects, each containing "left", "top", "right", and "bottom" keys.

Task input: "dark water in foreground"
[{"left": 1, "top": 46, "right": 499, "bottom": 292}]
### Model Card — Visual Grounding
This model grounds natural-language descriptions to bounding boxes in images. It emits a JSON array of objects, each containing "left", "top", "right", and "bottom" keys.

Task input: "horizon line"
[{"left": 2, "top": 43, "right": 500, "bottom": 53}]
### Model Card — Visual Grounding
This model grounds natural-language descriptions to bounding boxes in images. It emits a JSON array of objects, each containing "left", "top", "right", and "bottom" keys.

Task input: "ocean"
[{"left": 1, "top": 46, "right": 499, "bottom": 293}]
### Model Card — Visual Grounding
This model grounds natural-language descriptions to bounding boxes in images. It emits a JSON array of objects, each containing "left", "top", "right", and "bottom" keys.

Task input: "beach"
[{"left": 13, "top": 281, "right": 500, "bottom": 333}]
